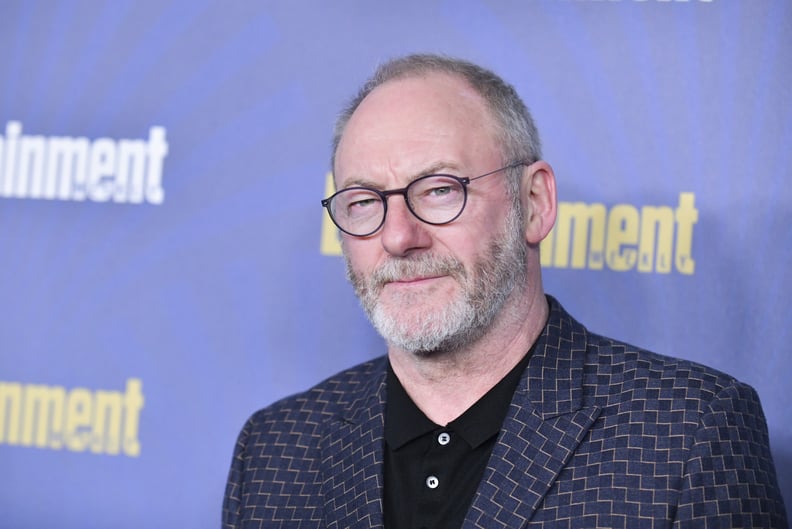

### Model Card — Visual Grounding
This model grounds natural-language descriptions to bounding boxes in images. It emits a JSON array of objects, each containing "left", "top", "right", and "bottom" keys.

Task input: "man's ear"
[{"left": 519, "top": 160, "right": 557, "bottom": 245}]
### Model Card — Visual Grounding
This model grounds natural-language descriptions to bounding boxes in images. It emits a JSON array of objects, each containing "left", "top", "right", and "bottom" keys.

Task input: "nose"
[{"left": 379, "top": 195, "right": 431, "bottom": 257}]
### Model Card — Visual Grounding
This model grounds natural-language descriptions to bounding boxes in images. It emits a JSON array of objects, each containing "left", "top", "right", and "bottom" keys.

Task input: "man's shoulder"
[
  {"left": 244, "top": 355, "right": 388, "bottom": 433},
  {"left": 586, "top": 329, "right": 736, "bottom": 385},
  {"left": 581, "top": 327, "right": 756, "bottom": 415},
  {"left": 547, "top": 296, "right": 743, "bottom": 401}
]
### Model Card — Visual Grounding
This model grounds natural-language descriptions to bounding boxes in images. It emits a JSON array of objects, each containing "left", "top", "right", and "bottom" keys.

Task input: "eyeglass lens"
[{"left": 329, "top": 175, "right": 467, "bottom": 236}]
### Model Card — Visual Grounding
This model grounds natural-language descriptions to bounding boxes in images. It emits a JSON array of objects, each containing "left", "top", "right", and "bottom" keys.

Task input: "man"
[{"left": 223, "top": 54, "right": 788, "bottom": 528}]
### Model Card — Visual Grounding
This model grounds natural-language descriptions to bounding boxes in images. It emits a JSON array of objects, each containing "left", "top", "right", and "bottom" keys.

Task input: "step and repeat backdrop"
[{"left": 1, "top": 1, "right": 790, "bottom": 527}]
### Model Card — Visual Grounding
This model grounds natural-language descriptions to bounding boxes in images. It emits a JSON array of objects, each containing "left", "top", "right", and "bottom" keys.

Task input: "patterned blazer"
[{"left": 223, "top": 298, "right": 788, "bottom": 528}]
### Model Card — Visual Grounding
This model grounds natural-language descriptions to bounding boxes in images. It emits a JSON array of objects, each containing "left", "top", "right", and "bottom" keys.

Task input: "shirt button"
[
  {"left": 425, "top": 475, "right": 439, "bottom": 489},
  {"left": 437, "top": 432, "right": 451, "bottom": 445}
]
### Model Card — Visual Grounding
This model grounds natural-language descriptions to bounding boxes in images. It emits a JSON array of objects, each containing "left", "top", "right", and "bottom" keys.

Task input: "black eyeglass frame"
[{"left": 321, "top": 161, "right": 529, "bottom": 237}]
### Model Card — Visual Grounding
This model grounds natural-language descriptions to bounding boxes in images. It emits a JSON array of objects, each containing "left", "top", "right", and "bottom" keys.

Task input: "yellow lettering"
[
  {"left": 22, "top": 384, "right": 65, "bottom": 449},
  {"left": 605, "top": 204, "right": 639, "bottom": 271},
  {"left": 539, "top": 231, "right": 553, "bottom": 267},
  {"left": 0, "top": 378, "right": 144, "bottom": 457},
  {"left": 674, "top": 192, "right": 698, "bottom": 274},
  {"left": 552, "top": 202, "right": 607, "bottom": 269},
  {"left": 92, "top": 391, "right": 123, "bottom": 454},
  {"left": 65, "top": 388, "right": 93, "bottom": 452},
  {"left": 122, "top": 378, "right": 144, "bottom": 457},
  {"left": 321, "top": 172, "right": 342, "bottom": 256},
  {"left": 0, "top": 382, "right": 23, "bottom": 444},
  {"left": 638, "top": 205, "right": 675, "bottom": 274}
]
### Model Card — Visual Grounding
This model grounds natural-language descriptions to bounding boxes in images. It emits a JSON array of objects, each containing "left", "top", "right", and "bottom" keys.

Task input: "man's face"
[{"left": 334, "top": 73, "right": 527, "bottom": 355}]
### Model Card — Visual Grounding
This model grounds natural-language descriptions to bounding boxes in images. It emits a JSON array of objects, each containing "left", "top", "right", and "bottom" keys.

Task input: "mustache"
[{"left": 370, "top": 254, "right": 466, "bottom": 287}]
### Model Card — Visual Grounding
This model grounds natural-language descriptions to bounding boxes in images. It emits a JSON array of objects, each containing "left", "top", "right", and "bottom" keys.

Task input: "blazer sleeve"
[
  {"left": 222, "top": 416, "right": 252, "bottom": 529},
  {"left": 673, "top": 381, "right": 788, "bottom": 528}
]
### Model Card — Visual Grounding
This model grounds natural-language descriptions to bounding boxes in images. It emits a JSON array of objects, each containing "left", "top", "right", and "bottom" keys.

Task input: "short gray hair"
[{"left": 331, "top": 54, "right": 542, "bottom": 197}]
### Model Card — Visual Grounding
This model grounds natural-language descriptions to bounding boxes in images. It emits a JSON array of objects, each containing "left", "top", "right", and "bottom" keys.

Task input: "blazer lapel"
[
  {"left": 319, "top": 362, "right": 387, "bottom": 529},
  {"left": 464, "top": 300, "right": 602, "bottom": 529}
]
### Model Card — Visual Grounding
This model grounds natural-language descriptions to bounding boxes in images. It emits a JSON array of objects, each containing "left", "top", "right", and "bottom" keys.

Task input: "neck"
[{"left": 387, "top": 286, "right": 548, "bottom": 425}]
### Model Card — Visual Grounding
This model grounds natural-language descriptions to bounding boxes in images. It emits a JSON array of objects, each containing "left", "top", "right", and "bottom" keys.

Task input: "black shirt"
[{"left": 383, "top": 347, "right": 534, "bottom": 529}]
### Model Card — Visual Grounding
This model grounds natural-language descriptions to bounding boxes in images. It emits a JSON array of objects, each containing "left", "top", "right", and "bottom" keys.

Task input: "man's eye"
[
  {"left": 349, "top": 197, "right": 378, "bottom": 209},
  {"left": 428, "top": 185, "right": 452, "bottom": 196}
]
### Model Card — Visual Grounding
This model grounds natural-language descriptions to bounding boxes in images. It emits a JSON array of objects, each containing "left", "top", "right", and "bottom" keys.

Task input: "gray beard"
[{"left": 345, "top": 206, "right": 527, "bottom": 356}]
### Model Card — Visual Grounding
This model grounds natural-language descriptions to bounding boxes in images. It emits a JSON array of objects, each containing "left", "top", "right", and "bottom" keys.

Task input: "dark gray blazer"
[{"left": 223, "top": 298, "right": 788, "bottom": 528}]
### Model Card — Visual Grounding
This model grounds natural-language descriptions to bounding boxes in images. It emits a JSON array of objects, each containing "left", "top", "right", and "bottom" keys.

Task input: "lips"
[
  {"left": 370, "top": 254, "right": 466, "bottom": 293},
  {"left": 388, "top": 275, "right": 443, "bottom": 284}
]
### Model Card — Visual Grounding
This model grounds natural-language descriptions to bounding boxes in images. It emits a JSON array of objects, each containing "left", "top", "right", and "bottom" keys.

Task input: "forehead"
[{"left": 335, "top": 73, "right": 501, "bottom": 183}]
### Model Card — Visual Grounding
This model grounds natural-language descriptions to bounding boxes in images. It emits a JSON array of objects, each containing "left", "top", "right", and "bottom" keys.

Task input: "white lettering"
[{"left": 0, "top": 121, "right": 168, "bottom": 205}]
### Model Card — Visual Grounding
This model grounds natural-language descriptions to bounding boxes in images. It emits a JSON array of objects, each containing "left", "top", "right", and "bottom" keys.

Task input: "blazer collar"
[
  {"left": 525, "top": 295, "right": 589, "bottom": 419},
  {"left": 320, "top": 357, "right": 388, "bottom": 529},
  {"left": 319, "top": 297, "right": 600, "bottom": 529},
  {"left": 463, "top": 296, "right": 602, "bottom": 529}
]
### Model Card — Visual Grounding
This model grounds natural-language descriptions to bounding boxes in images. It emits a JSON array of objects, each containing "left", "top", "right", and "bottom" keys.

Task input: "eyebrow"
[{"left": 341, "top": 161, "right": 463, "bottom": 190}]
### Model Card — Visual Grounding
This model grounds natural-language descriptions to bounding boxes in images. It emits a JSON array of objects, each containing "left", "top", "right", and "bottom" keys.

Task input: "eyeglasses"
[{"left": 321, "top": 162, "right": 527, "bottom": 237}]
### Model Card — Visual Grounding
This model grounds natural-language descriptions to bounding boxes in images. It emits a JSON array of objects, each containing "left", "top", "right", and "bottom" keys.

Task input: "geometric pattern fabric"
[{"left": 223, "top": 297, "right": 789, "bottom": 528}]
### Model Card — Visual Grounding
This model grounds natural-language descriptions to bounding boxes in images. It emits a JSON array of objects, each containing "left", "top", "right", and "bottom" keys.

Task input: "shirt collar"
[
  {"left": 385, "top": 343, "right": 536, "bottom": 450},
  {"left": 385, "top": 364, "right": 437, "bottom": 449}
]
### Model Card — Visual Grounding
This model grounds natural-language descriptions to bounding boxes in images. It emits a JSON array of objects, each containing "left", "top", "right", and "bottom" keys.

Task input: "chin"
[{"left": 371, "top": 300, "right": 481, "bottom": 356}]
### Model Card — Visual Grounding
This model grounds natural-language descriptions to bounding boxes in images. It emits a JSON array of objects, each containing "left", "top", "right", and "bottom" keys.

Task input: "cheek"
[
  {"left": 441, "top": 228, "right": 487, "bottom": 260},
  {"left": 341, "top": 237, "right": 379, "bottom": 273}
]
